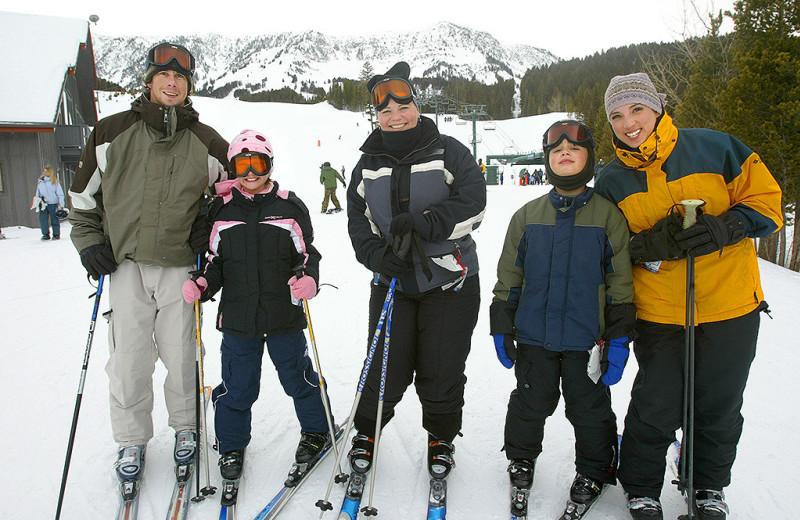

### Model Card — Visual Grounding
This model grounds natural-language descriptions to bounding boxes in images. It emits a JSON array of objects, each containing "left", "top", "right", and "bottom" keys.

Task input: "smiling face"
[
  {"left": 147, "top": 69, "right": 188, "bottom": 107},
  {"left": 377, "top": 98, "right": 420, "bottom": 132},
  {"left": 608, "top": 103, "right": 659, "bottom": 148},
  {"left": 238, "top": 174, "right": 270, "bottom": 195}
]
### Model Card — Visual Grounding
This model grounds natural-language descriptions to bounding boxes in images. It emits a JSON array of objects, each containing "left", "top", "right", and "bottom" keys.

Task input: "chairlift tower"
[{"left": 459, "top": 104, "right": 487, "bottom": 159}]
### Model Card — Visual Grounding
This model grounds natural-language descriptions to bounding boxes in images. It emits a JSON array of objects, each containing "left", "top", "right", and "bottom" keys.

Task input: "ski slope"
[{"left": 1, "top": 95, "right": 797, "bottom": 519}]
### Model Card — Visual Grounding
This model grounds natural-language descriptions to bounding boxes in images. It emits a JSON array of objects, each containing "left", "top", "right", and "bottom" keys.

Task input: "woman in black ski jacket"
[{"left": 345, "top": 61, "right": 486, "bottom": 482}]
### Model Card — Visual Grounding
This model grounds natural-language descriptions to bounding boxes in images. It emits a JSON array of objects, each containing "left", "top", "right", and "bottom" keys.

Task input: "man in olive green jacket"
[
  {"left": 319, "top": 161, "right": 346, "bottom": 213},
  {"left": 68, "top": 42, "right": 228, "bottom": 482}
]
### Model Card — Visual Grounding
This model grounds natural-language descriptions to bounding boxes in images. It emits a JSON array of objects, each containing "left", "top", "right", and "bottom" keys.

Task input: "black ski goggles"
[
  {"left": 371, "top": 78, "right": 415, "bottom": 110},
  {"left": 146, "top": 43, "right": 195, "bottom": 77},
  {"left": 543, "top": 120, "right": 594, "bottom": 150},
  {"left": 231, "top": 153, "right": 272, "bottom": 177}
]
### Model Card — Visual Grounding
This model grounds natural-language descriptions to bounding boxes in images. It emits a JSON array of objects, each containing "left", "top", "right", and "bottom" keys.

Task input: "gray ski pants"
[{"left": 106, "top": 260, "right": 197, "bottom": 446}]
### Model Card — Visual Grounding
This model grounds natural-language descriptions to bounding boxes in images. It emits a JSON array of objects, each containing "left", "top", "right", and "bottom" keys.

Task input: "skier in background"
[{"left": 320, "top": 161, "right": 346, "bottom": 213}]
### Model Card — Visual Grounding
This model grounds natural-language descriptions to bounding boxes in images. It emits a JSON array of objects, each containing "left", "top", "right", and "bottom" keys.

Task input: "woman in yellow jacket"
[{"left": 594, "top": 73, "right": 782, "bottom": 520}]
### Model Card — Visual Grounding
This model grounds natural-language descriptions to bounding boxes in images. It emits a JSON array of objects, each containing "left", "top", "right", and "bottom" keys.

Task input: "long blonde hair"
[{"left": 43, "top": 166, "right": 58, "bottom": 185}]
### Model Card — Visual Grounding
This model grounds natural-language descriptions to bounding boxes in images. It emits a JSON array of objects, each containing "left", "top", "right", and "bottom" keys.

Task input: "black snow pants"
[
  {"left": 353, "top": 275, "right": 480, "bottom": 443},
  {"left": 618, "top": 305, "right": 762, "bottom": 497},
  {"left": 504, "top": 344, "right": 619, "bottom": 484}
]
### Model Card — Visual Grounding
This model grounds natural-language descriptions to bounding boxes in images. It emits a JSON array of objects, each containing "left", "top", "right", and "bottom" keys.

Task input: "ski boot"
[
  {"left": 694, "top": 489, "right": 729, "bottom": 519},
  {"left": 559, "top": 474, "right": 608, "bottom": 519},
  {"left": 427, "top": 435, "right": 455, "bottom": 480},
  {"left": 115, "top": 444, "right": 146, "bottom": 501},
  {"left": 173, "top": 430, "right": 196, "bottom": 482},
  {"left": 284, "top": 431, "right": 332, "bottom": 487},
  {"left": 627, "top": 495, "right": 664, "bottom": 520},
  {"left": 219, "top": 449, "right": 244, "bottom": 507},
  {"left": 348, "top": 433, "right": 374, "bottom": 474},
  {"left": 508, "top": 458, "right": 535, "bottom": 518}
]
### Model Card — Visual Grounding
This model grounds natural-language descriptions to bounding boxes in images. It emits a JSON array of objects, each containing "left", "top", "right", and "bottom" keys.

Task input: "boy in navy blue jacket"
[{"left": 490, "top": 121, "right": 635, "bottom": 517}]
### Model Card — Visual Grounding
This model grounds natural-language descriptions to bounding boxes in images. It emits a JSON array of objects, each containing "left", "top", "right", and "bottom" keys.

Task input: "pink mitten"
[
  {"left": 288, "top": 275, "right": 317, "bottom": 301},
  {"left": 182, "top": 276, "right": 208, "bottom": 303}
]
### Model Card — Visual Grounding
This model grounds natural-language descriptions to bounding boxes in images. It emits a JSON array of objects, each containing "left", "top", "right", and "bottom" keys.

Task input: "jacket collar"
[
  {"left": 613, "top": 112, "right": 678, "bottom": 170},
  {"left": 548, "top": 186, "right": 593, "bottom": 211},
  {"left": 131, "top": 93, "right": 199, "bottom": 136}
]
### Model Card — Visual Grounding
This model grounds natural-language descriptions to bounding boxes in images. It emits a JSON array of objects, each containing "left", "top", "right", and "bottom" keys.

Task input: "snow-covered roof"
[{"left": 0, "top": 11, "right": 89, "bottom": 125}]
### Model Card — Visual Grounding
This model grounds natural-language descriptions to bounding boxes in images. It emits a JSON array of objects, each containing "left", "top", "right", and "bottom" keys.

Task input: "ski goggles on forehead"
[
  {"left": 231, "top": 153, "right": 272, "bottom": 177},
  {"left": 147, "top": 43, "right": 195, "bottom": 76},
  {"left": 371, "top": 78, "right": 415, "bottom": 110},
  {"left": 543, "top": 121, "right": 594, "bottom": 149}
]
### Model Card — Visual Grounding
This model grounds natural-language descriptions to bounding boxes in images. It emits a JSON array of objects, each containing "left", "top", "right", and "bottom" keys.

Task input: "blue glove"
[
  {"left": 492, "top": 334, "right": 516, "bottom": 369},
  {"left": 601, "top": 337, "right": 630, "bottom": 386}
]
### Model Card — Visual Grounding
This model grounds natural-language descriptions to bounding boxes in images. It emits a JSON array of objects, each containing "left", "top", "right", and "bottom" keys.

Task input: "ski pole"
[
  {"left": 191, "top": 255, "right": 216, "bottom": 502},
  {"left": 678, "top": 199, "right": 705, "bottom": 520},
  {"left": 55, "top": 275, "right": 105, "bottom": 520},
  {"left": 316, "top": 278, "right": 397, "bottom": 516},
  {"left": 301, "top": 297, "right": 345, "bottom": 478},
  {"left": 361, "top": 288, "right": 395, "bottom": 517}
]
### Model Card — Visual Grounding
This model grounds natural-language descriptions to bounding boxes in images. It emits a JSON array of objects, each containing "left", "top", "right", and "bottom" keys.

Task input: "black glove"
[
  {"left": 673, "top": 212, "right": 746, "bottom": 257},
  {"left": 189, "top": 213, "right": 211, "bottom": 254},
  {"left": 629, "top": 213, "right": 685, "bottom": 263},
  {"left": 379, "top": 235, "right": 412, "bottom": 280},
  {"left": 389, "top": 213, "right": 416, "bottom": 237},
  {"left": 79, "top": 243, "right": 118, "bottom": 280}
]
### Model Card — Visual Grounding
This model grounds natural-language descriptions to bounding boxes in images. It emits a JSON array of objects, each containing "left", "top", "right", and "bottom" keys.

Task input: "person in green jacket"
[
  {"left": 67, "top": 42, "right": 228, "bottom": 490},
  {"left": 320, "top": 161, "right": 346, "bottom": 213}
]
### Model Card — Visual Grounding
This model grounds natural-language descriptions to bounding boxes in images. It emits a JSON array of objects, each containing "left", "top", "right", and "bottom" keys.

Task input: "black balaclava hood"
[
  {"left": 542, "top": 120, "right": 596, "bottom": 191},
  {"left": 544, "top": 145, "right": 596, "bottom": 191}
]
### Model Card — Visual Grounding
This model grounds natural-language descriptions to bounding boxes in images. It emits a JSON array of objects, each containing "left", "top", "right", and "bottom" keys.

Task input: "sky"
[
  {"left": 6, "top": 0, "right": 738, "bottom": 60},
  {"left": 2, "top": 94, "right": 797, "bottom": 519}
]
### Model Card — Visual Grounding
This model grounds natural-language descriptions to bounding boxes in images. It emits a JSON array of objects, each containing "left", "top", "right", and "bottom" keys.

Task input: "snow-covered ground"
[{"left": 2, "top": 96, "right": 797, "bottom": 519}]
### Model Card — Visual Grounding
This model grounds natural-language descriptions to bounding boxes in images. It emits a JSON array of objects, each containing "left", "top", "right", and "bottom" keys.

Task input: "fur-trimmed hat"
[{"left": 604, "top": 72, "right": 666, "bottom": 121}]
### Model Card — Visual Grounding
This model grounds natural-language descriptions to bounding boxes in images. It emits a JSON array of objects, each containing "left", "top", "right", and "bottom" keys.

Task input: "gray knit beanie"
[{"left": 604, "top": 73, "right": 667, "bottom": 121}]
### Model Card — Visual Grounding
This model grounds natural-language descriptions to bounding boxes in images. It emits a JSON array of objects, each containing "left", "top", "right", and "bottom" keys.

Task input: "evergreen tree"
[{"left": 718, "top": 0, "right": 799, "bottom": 268}]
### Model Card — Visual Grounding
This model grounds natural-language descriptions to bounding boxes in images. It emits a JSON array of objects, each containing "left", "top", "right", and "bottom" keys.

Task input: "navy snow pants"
[{"left": 212, "top": 331, "right": 330, "bottom": 453}]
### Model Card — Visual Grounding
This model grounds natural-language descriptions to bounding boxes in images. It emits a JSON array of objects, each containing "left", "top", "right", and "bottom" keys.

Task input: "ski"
[
  {"left": 252, "top": 427, "right": 345, "bottom": 520},
  {"left": 509, "top": 485, "right": 530, "bottom": 520},
  {"left": 337, "top": 471, "right": 368, "bottom": 520},
  {"left": 116, "top": 480, "right": 141, "bottom": 520},
  {"left": 218, "top": 478, "right": 241, "bottom": 520},
  {"left": 427, "top": 478, "right": 447, "bottom": 520},
  {"left": 557, "top": 483, "right": 608, "bottom": 520},
  {"left": 166, "top": 386, "right": 212, "bottom": 520},
  {"left": 165, "top": 463, "right": 194, "bottom": 520}
]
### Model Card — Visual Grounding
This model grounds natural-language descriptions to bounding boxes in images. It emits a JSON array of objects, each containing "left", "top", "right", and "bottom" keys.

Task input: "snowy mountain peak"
[{"left": 92, "top": 22, "right": 559, "bottom": 97}]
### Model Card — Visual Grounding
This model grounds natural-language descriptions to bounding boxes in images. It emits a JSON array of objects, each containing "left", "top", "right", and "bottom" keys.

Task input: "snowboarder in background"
[
  {"left": 341, "top": 165, "right": 347, "bottom": 181},
  {"left": 320, "top": 161, "right": 346, "bottom": 213},
  {"left": 491, "top": 120, "right": 635, "bottom": 519},
  {"left": 595, "top": 72, "right": 783, "bottom": 520},
  {"left": 346, "top": 61, "right": 485, "bottom": 489},
  {"left": 182, "top": 129, "right": 332, "bottom": 495},
  {"left": 67, "top": 42, "right": 228, "bottom": 493}
]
